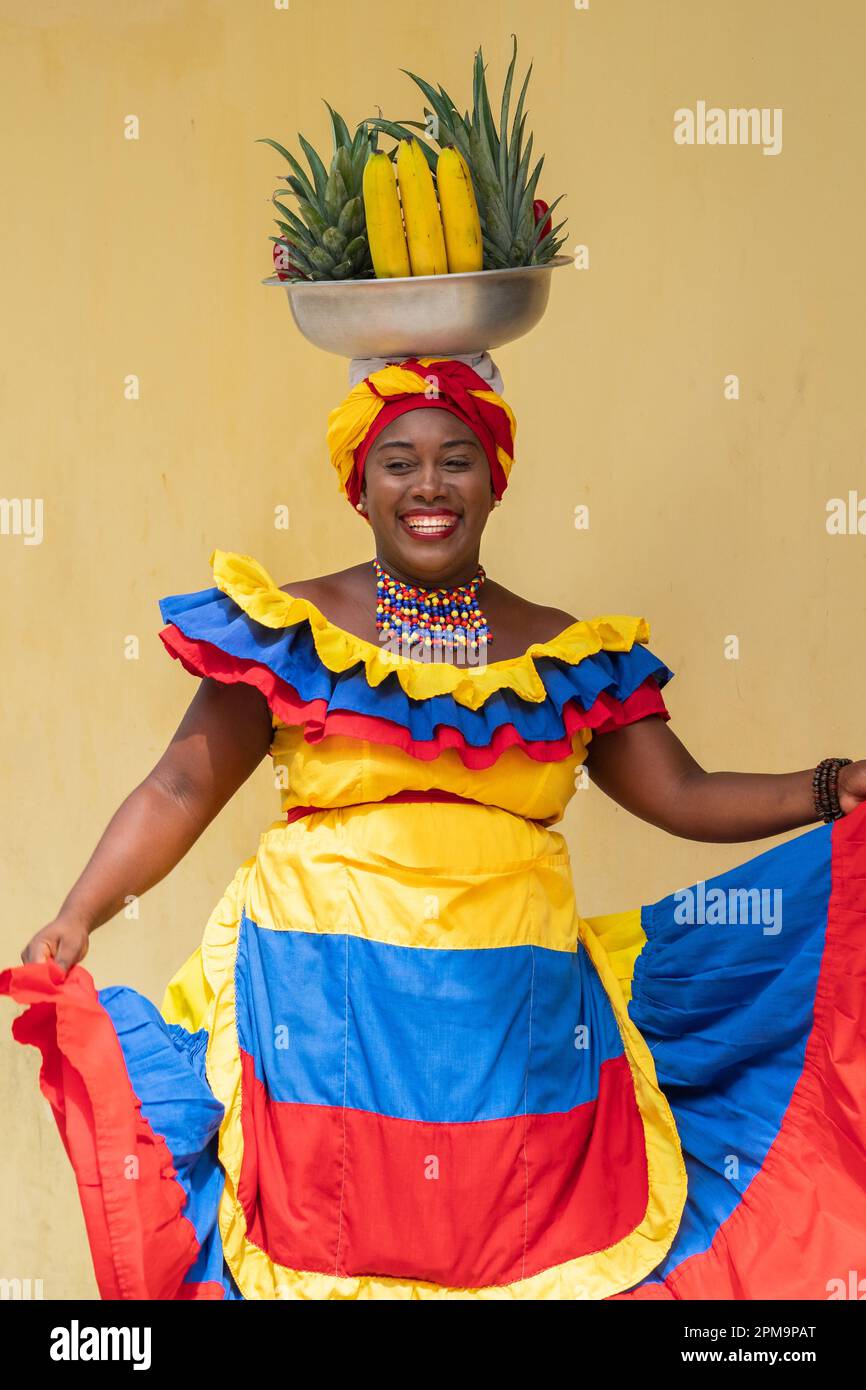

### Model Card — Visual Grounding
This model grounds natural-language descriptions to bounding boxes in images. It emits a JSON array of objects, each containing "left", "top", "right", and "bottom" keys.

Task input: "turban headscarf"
[{"left": 326, "top": 355, "right": 517, "bottom": 509}]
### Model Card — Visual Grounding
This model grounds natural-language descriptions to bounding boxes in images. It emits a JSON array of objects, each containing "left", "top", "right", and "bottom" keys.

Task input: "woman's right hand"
[{"left": 20, "top": 916, "right": 91, "bottom": 973}]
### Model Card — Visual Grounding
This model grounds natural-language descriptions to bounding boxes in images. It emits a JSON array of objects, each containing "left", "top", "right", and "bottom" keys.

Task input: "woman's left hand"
[{"left": 837, "top": 760, "right": 866, "bottom": 814}]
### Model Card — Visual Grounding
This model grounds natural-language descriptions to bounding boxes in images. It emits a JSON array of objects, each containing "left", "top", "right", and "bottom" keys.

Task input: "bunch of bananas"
[
  {"left": 367, "top": 37, "right": 567, "bottom": 270},
  {"left": 362, "top": 137, "right": 483, "bottom": 279}
]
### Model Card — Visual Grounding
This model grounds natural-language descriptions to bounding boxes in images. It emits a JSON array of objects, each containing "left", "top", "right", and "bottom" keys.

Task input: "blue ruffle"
[
  {"left": 98, "top": 986, "right": 242, "bottom": 1298},
  {"left": 627, "top": 820, "right": 833, "bottom": 1289},
  {"left": 160, "top": 585, "right": 674, "bottom": 745}
]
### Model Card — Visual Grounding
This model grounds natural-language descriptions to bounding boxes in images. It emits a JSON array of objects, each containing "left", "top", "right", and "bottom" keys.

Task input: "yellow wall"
[{"left": 2, "top": 0, "right": 864, "bottom": 1297}]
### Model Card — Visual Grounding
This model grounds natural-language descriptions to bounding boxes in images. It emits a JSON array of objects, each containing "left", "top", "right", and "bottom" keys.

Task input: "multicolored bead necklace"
[{"left": 373, "top": 556, "right": 492, "bottom": 657}]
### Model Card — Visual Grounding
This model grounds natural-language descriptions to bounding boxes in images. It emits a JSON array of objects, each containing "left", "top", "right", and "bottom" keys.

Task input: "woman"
[{"left": 4, "top": 354, "right": 866, "bottom": 1301}]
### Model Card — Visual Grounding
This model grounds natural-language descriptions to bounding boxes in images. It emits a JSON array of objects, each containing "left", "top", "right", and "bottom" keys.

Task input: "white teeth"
[{"left": 404, "top": 517, "right": 456, "bottom": 531}]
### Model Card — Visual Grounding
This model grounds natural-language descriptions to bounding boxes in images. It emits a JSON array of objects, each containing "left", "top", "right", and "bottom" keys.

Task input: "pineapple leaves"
[
  {"left": 532, "top": 228, "right": 567, "bottom": 264},
  {"left": 255, "top": 136, "right": 300, "bottom": 167},
  {"left": 437, "top": 81, "right": 469, "bottom": 133},
  {"left": 271, "top": 195, "right": 309, "bottom": 238},
  {"left": 276, "top": 204, "right": 312, "bottom": 240},
  {"left": 259, "top": 112, "right": 374, "bottom": 280},
  {"left": 256, "top": 138, "right": 318, "bottom": 206},
  {"left": 468, "top": 123, "right": 511, "bottom": 252},
  {"left": 323, "top": 101, "right": 352, "bottom": 157},
  {"left": 514, "top": 150, "right": 545, "bottom": 242},
  {"left": 401, "top": 69, "right": 458, "bottom": 144},
  {"left": 512, "top": 133, "right": 535, "bottom": 232},
  {"left": 297, "top": 132, "right": 330, "bottom": 204},
  {"left": 508, "top": 70, "right": 532, "bottom": 197},
  {"left": 473, "top": 48, "right": 500, "bottom": 164},
  {"left": 279, "top": 174, "right": 314, "bottom": 203},
  {"left": 271, "top": 196, "right": 313, "bottom": 239},
  {"left": 362, "top": 117, "right": 439, "bottom": 173},
  {"left": 367, "top": 116, "right": 429, "bottom": 136},
  {"left": 498, "top": 35, "right": 518, "bottom": 219},
  {"left": 530, "top": 202, "right": 567, "bottom": 261},
  {"left": 323, "top": 168, "right": 349, "bottom": 225},
  {"left": 351, "top": 145, "right": 370, "bottom": 192}
]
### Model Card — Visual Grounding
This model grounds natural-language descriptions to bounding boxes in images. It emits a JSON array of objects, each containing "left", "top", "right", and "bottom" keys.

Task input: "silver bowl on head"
[{"left": 262, "top": 256, "right": 571, "bottom": 358}]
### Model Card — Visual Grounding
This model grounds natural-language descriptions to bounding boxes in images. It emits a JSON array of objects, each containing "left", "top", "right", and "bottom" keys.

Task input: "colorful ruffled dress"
[{"left": 3, "top": 548, "right": 866, "bottom": 1301}]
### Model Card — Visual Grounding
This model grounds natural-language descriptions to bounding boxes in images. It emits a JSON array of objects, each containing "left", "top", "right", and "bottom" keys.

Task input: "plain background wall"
[{"left": 2, "top": 0, "right": 864, "bottom": 1297}]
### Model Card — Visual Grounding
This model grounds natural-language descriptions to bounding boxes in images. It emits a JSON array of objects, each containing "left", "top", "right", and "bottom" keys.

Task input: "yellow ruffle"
[
  {"left": 209, "top": 549, "right": 654, "bottom": 712},
  {"left": 582, "top": 909, "right": 648, "bottom": 1005},
  {"left": 270, "top": 726, "right": 585, "bottom": 825}
]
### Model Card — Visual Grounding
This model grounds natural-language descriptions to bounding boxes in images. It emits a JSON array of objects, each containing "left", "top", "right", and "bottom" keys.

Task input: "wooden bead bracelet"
[{"left": 812, "top": 757, "right": 853, "bottom": 823}]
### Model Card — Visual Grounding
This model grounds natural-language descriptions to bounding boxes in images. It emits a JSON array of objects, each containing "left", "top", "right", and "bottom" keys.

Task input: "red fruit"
[
  {"left": 273, "top": 241, "right": 306, "bottom": 281},
  {"left": 533, "top": 198, "right": 552, "bottom": 240}
]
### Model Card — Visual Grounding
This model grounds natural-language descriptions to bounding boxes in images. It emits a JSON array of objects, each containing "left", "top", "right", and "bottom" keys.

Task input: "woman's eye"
[{"left": 385, "top": 458, "right": 472, "bottom": 471}]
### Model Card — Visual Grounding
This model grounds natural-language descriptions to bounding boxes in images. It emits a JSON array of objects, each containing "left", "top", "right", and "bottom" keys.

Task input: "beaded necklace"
[{"left": 373, "top": 556, "right": 492, "bottom": 658}]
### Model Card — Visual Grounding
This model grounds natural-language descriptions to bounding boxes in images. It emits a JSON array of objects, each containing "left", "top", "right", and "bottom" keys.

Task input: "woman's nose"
[{"left": 410, "top": 463, "right": 450, "bottom": 501}]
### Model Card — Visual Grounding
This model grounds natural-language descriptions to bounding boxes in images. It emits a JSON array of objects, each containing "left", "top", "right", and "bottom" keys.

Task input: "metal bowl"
[{"left": 261, "top": 256, "right": 571, "bottom": 358}]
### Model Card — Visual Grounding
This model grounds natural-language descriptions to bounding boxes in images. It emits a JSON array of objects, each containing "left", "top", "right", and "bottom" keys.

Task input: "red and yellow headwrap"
[{"left": 326, "top": 356, "right": 517, "bottom": 508}]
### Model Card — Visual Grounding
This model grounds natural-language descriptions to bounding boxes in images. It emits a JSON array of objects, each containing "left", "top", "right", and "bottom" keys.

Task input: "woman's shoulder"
[
  {"left": 277, "top": 565, "right": 384, "bottom": 643},
  {"left": 277, "top": 566, "right": 366, "bottom": 601},
  {"left": 482, "top": 579, "right": 580, "bottom": 643}
]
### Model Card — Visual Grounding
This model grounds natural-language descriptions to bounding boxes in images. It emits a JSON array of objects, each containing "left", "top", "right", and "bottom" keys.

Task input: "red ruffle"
[
  {"left": 0, "top": 962, "right": 204, "bottom": 1299},
  {"left": 159, "top": 624, "right": 670, "bottom": 770}
]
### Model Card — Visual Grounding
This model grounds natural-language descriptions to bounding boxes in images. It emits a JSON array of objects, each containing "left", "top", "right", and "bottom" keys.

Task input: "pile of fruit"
[{"left": 260, "top": 37, "right": 566, "bottom": 283}]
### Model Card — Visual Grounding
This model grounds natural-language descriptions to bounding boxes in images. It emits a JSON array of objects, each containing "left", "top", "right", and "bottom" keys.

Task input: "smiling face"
[{"left": 358, "top": 407, "right": 497, "bottom": 586}]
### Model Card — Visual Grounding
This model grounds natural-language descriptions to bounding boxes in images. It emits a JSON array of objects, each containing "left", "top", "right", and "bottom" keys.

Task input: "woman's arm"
[
  {"left": 583, "top": 714, "right": 866, "bottom": 843},
  {"left": 21, "top": 678, "right": 273, "bottom": 969}
]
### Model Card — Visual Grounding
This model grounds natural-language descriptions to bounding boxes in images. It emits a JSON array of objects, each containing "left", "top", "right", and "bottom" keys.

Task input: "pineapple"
[
  {"left": 366, "top": 36, "right": 567, "bottom": 270},
  {"left": 258, "top": 104, "right": 375, "bottom": 281}
]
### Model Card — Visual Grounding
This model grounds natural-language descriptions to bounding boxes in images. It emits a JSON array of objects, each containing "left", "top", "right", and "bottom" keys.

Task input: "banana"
[
  {"left": 362, "top": 152, "right": 411, "bottom": 278},
  {"left": 396, "top": 138, "right": 448, "bottom": 276},
  {"left": 437, "top": 146, "right": 483, "bottom": 273}
]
